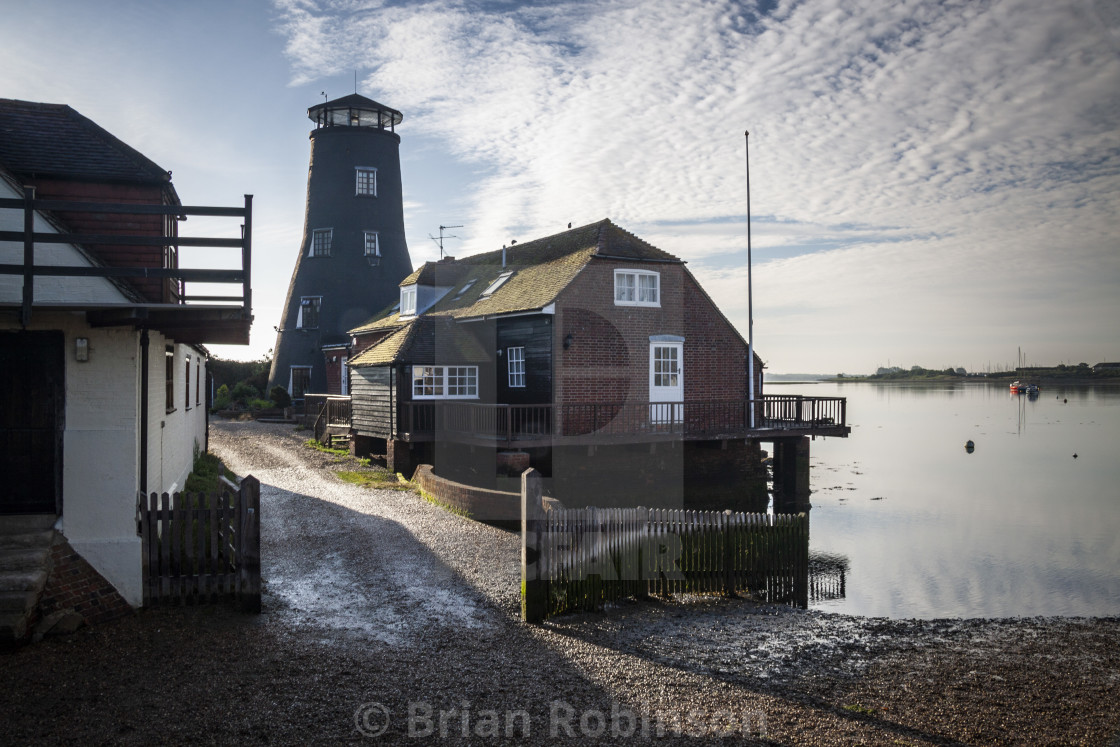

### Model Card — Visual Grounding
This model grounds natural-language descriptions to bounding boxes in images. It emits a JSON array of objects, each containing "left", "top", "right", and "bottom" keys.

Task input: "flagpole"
[{"left": 745, "top": 130, "right": 755, "bottom": 429}]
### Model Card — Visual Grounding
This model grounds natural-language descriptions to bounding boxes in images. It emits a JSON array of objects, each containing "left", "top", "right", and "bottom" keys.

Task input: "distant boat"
[{"left": 1010, "top": 381, "right": 1040, "bottom": 394}]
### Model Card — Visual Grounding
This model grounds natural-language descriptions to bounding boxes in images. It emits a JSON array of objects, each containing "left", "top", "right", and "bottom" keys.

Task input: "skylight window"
[
  {"left": 481, "top": 271, "right": 514, "bottom": 297},
  {"left": 454, "top": 280, "right": 476, "bottom": 299}
]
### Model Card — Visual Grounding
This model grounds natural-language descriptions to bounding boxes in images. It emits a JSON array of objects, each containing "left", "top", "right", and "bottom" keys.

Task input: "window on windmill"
[
  {"left": 481, "top": 271, "right": 514, "bottom": 297},
  {"left": 310, "top": 228, "right": 332, "bottom": 257},
  {"left": 355, "top": 167, "right": 377, "bottom": 196},
  {"left": 298, "top": 296, "right": 322, "bottom": 328},
  {"left": 364, "top": 231, "right": 380, "bottom": 257}
]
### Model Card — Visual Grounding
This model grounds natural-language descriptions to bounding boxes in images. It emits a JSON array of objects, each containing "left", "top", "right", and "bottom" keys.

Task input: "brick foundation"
[{"left": 38, "top": 537, "right": 133, "bottom": 626}]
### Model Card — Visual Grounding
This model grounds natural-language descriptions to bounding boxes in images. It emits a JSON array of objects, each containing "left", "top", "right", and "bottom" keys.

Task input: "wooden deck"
[{"left": 397, "top": 396, "right": 849, "bottom": 446}]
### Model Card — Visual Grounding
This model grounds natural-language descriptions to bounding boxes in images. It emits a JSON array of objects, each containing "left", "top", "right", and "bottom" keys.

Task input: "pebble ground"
[{"left": 1, "top": 419, "right": 1116, "bottom": 745}]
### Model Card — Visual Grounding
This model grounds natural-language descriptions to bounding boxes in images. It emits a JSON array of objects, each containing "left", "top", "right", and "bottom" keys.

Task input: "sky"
[{"left": 2, "top": 0, "right": 1118, "bottom": 374}]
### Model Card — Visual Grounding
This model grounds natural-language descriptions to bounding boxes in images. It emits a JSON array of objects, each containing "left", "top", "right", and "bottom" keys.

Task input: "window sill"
[
  {"left": 614, "top": 301, "right": 661, "bottom": 308},
  {"left": 411, "top": 395, "right": 481, "bottom": 401}
]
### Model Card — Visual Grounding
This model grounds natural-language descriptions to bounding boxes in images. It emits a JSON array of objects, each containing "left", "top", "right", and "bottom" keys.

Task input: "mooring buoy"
[{"left": 965, "top": 440, "right": 975, "bottom": 453}]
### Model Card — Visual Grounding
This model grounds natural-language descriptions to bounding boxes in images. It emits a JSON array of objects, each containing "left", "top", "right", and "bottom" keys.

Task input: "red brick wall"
[
  {"left": 555, "top": 260, "right": 762, "bottom": 407},
  {"left": 323, "top": 351, "right": 345, "bottom": 395},
  {"left": 413, "top": 464, "right": 520, "bottom": 523},
  {"left": 26, "top": 178, "right": 173, "bottom": 303},
  {"left": 38, "top": 538, "right": 134, "bottom": 626}
]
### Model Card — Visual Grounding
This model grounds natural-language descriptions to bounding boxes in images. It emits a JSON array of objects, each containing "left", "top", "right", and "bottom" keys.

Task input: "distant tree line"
[
  {"left": 836, "top": 362, "right": 1119, "bottom": 381},
  {"left": 208, "top": 354, "right": 290, "bottom": 411}
]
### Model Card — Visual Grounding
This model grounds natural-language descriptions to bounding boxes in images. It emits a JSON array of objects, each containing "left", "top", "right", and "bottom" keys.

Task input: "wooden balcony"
[
  {"left": 399, "top": 395, "right": 849, "bottom": 446},
  {"left": 1, "top": 189, "right": 253, "bottom": 344}
]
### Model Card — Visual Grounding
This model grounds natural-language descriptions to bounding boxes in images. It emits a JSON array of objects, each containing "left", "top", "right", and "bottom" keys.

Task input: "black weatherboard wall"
[
  {"left": 496, "top": 315, "right": 553, "bottom": 405},
  {"left": 269, "top": 94, "right": 413, "bottom": 397}
]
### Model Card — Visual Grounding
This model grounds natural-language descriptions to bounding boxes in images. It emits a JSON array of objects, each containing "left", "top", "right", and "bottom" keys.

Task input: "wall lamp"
[
  {"left": 563, "top": 333, "right": 574, "bottom": 350},
  {"left": 75, "top": 337, "right": 90, "bottom": 362}
]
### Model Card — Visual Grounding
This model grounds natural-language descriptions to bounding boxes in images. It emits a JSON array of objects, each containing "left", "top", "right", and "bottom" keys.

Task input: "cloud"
[{"left": 273, "top": 0, "right": 1120, "bottom": 371}]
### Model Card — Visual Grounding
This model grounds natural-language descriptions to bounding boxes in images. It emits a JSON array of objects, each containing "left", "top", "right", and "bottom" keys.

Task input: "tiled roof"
[
  {"left": 349, "top": 317, "right": 489, "bottom": 366},
  {"left": 0, "top": 98, "right": 174, "bottom": 186},
  {"left": 349, "top": 219, "right": 684, "bottom": 363}
]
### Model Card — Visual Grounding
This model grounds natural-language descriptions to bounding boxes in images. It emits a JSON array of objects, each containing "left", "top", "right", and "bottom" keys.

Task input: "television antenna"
[{"left": 429, "top": 224, "right": 463, "bottom": 259}]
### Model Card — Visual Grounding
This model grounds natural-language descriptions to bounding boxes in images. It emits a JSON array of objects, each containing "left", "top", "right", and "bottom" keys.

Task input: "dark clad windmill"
[{"left": 269, "top": 94, "right": 414, "bottom": 398}]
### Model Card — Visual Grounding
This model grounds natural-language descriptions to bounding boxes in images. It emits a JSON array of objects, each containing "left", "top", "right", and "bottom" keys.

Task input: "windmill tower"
[{"left": 269, "top": 94, "right": 413, "bottom": 398}]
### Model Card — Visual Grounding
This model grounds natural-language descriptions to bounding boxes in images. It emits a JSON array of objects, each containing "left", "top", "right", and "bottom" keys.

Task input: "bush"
[
  {"left": 248, "top": 398, "right": 274, "bottom": 410},
  {"left": 230, "top": 381, "right": 259, "bottom": 406},
  {"left": 270, "top": 386, "right": 292, "bottom": 408},
  {"left": 212, "top": 383, "right": 232, "bottom": 411}
]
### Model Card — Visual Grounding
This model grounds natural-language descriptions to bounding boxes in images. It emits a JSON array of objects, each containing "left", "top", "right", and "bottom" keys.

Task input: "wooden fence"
[
  {"left": 521, "top": 470, "right": 808, "bottom": 622},
  {"left": 139, "top": 475, "right": 261, "bottom": 611}
]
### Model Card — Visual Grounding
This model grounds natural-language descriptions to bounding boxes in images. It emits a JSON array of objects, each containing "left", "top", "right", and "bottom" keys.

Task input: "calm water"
[{"left": 774, "top": 381, "right": 1120, "bottom": 619}]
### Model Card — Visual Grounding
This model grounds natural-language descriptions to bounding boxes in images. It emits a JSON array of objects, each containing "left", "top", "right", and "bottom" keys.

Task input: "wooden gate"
[{"left": 139, "top": 476, "right": 261, "bottom": 611}]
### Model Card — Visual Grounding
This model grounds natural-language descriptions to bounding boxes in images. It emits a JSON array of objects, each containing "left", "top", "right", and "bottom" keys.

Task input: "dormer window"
[
  {"left": 481, "top": 271, "right": 514, "bottom": 297},
  {"left": 614, "top": 269, "right": 660, "bottom": 307},
  {"left": 400, "top": 285, "right": 417, "bottom": 316},
  {"left": 356, "top": 167, "right": 377, "bottom": 196}
]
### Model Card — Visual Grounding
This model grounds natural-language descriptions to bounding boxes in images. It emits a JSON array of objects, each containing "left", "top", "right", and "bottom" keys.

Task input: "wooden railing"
[
  {"left": 402, "top": 395, "right": 846, "bottom": 443},
  {"left": 760, "top": 395, "right": 846, "bottom": 430},
  {"left": 303, "top": 394, "right": 352, "bottom": 444},
  {"left": 0, "top": 189, "right": 252, "bottom": 326}
]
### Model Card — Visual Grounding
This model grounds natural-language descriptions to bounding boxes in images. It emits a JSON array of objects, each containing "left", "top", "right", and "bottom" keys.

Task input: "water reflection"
[{"left": 786, "top": 381, "right": 1120, "bottom": 619}]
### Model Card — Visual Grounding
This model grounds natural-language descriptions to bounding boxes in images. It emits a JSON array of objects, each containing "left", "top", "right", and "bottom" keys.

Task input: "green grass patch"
[
  {"left": 842, "top": 704, "right": 877, "bottom": 716},
  {"left": 305, "top": 438, "right": 349, "bottom": 456},
  {"left": 183, "top": 451, "right": 237, "bottom": 494},
  {"left": 418, "top": 487, "right": 472, "bottom": 519},
  {"left": 336, "top": 470, "right": 412, "bottom": 491}
]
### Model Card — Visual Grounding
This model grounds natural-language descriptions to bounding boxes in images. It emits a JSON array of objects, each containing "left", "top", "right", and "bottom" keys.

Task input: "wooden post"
[
  {"left": 238, "top": 476, "right": 261, "bottom": 613},
  {"left": 21, "top": 186, "right": 34, "bottom": 327},
  {"left": 521, "top": 468, "right": 547, "bottom": 623},
  {"left": 722, "top": 510, "right": 735, "bottom": 597},
  {"left": 795, "top": 512, "right": 809, "bottom": 609}
]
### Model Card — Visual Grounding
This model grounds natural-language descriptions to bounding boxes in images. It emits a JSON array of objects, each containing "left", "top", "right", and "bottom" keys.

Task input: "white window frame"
[
  {"left": 400, "top": 285, "right": 417, "bottom": 316},
  {"left": 508, "top": 347, "right": 526, "bottom": 388},
  {"left": 355, "top": 167, "right": 377, "bottom": 196},
  {"left": 412, "top": 365, "right": 479, "bottom": 399},
  {"left": 614, "top": 269, "right": 660, "bottom": 307},
  {"left": 297, "top": 296, "right": 322, "bottom": 328},
  {"left": 310, "top": 228, "right": 332, "bottom": 257},
  {"left": 363, "top": 230, "right": 380, "bottom": 257}
]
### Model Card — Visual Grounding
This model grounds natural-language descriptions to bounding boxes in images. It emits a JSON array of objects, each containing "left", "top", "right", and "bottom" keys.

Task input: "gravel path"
[{"left": 1, "top": 419, "right": 1117, "bottom": 745}]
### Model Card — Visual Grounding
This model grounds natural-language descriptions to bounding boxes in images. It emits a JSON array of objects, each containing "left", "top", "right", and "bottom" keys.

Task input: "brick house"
[
  {"left": 347, "top": 220, "right": 847, "bottom": 511},
  {"left": 0, "top": 99, "right": 252, "bottom": 639}
]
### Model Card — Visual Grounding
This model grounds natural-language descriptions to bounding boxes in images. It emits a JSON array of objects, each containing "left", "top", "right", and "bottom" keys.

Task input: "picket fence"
[
  {"left": 138, "top": 476, "right": 261, "bottom": 611},
  {"left": 520, "top": 471, "right": 808, "bottom": 622}
]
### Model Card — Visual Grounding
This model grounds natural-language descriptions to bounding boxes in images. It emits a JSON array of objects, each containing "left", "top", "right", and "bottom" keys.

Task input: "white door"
[
  {"left": 340, "top": 356, "right": 349, "bottom": 395},
  {"left": 650, "top": 342, "right": 683, "bottom": 424}
]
